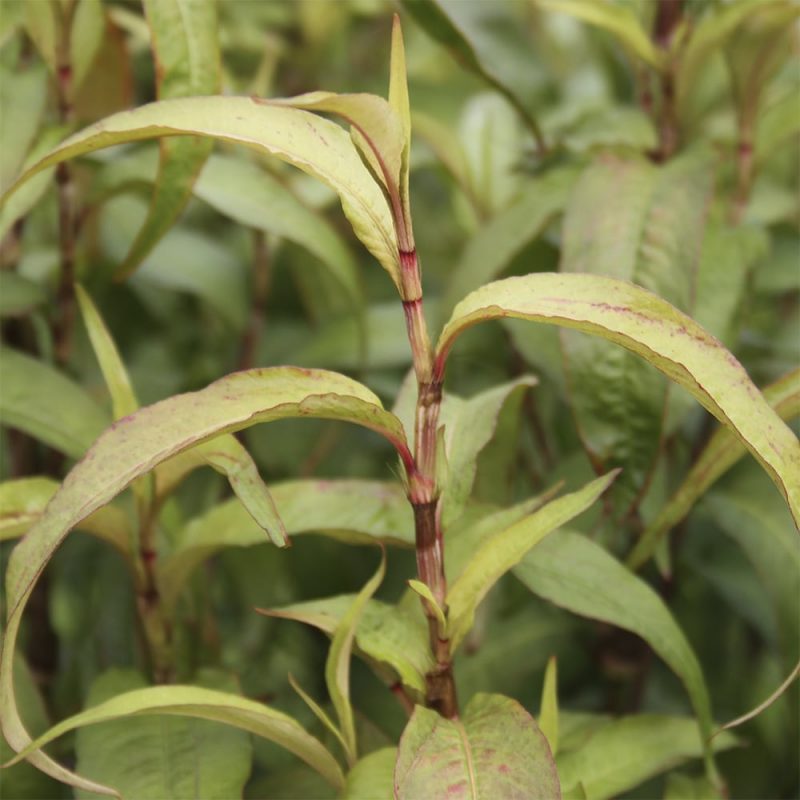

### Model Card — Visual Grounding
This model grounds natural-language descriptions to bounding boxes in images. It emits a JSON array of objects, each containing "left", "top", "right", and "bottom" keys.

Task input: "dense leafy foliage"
[{"left": 0, "top": 1, "right": 798, "bottom": 798}]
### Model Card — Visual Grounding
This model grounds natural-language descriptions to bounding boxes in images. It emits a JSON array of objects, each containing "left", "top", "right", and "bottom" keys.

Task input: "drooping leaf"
[
  {"left": 326, "top": 551, "right": 386, "bottom": 765},
  {"left": 555, "top": 714, "right": 735, "bottom": 800},
  {"left": 115, "top": 0, "right": 220, "bottom": 278},
  {"left": 628, "top": 368, "right": 799, "bottom": 569},
  {"left": 515, "top": 531, "right": 720, "bottom": 783},
  {"left": 343, "top": 747, "right": 395, "bottom": 800},
  {"left": 261, "top": 595, "right": 432, "bottom": 698},
  {"left": 558, "top": 152, "right": 714, "bottom": 510},
  {"left": 69, "top": 0, "right": 104, "bottom": 93},
  {"left": 0, "top": 95, "right": 401, "bottom": 288},
  {"left": 0, "top": 346, "right": 109, "bottom": 459},
  {"left": 447, "top": 472, "right": 618, "bottom": 651},
  {"left": 436, "top": 273, "right": 800, "bottom": 527},
  {"left": 0, "top": 367, "right": 408, "bottom": 787},
  {"left": 73, "top": 669, "right": 252, "bottom": 800},
  {"left": 539, "top": 656, "right": 559, "bottom": 757},
  {"left": 22, "top": 1, "right": 58, "bottom": 77},
  {"left": 535, "top": 0, "right": 663, "bottom": 69},
  {"left": 394, "top": 693, "right": 560, "bottom": 799},
  {"left": 4, "top": 684, "right": 345, "bottom": 795}
]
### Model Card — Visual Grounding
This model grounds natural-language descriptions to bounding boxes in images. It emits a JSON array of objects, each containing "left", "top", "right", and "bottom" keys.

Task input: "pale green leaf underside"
[
  {"left": 394, "top": 693, "right": 560, "bottom": 800},
  {"left": 437, "top": 273, "right": 800, "bottom": 527},
  {"left": 4, "top": 685, "right": 345, "bottom": 794},
  {"left": 1, "top": 96, "right": 400, "bottom": 287}
]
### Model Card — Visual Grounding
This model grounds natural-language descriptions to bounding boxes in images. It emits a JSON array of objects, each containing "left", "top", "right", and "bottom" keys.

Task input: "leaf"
[
  {"left": 115, "top": 0, "right": 221, "bottom": 278},
  {"left": 3, "top": 684, "right": 345, "bottom": 795},
  {"left": 22, "top": 1, "right": 58, "bottom": 76},
  {"left": 389, "top": 14, "right": 412, "bottom": 232},
  {"left": 0, "top": 346, "right": 109, "bottom": 459},
  {"left": 1, "top": 95, "right": 401, "bottom": 289},
  {"left": 663, "top": 772, "right": 721, "bottom": 800},
  {"left": 558, "top": 153, "right": 714, "bottom": 510},
  {"left": 514, "top": 531, "right": 720, "bottom": 783},
  {"left": 535, "top": 0, "right": 663, "bottom": 69},
  {"left": 443, "top": 166, "right": 579, "bottom": 314},
  {"left": 0, "top": 273, "right": 46, "bottom": 318},
  {"left": 436, "top": 272, "right": 800, "bottom": 527},
  {"left": 0, "top": 368, "right": 408, "bottom": 788},
  {"left": 326, "top": 550, "right": 386, "bottom": 764},
  {"left": 555, "top": 714, "right": 736, "bottom": 800},
  {"left": 70, "top": 0, "right": 104, "bottom": 93},
  {"left": 394, "top": 693, "right": 560, "bottom": 800},
  {"left": 447, "top": 472, "right": 618, "bottom": 651},
  {"left": 539, "top": 656, "right": 559, "bottom": 757},
  {"left": 343, "top": 747, "right": 395, "bottom": 800},
  {"left": 628, "top": 368, "right": 800, "bottom": 569},
  {"left": 408, "top": 579, "right": 446, "bottom": 628},
  {"left": 73, "top": 669, "right": 252, "bottom": 800},
  {"left": 161, "top": 479, "right": 411, "bottom": 611},
  {"left": 261, "top": 595, "right": 432, "bottom": 698},
  {"left": 193, "top": 153, "right": 362, "bottom": 310}
]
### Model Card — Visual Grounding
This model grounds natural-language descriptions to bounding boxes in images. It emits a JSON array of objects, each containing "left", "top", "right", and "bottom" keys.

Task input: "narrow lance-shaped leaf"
[
  {"left": 0, "top": 367, "right": 409, "bottom": 792},
  {"left": 628, "top": 368, "right": 800, "bottom": 569},
  {"left": 447, "top": 471, "right": 618, "bottom": 651},
  {"left": 389, "top": 14, "right": 412, "bottom": 233},
  {"left": 326, "top": 550, "right": 386, "bottom": 765},
  {"left": 539, "top": 656, "right": 559, "bottom": 758},
  {"left": 2, "top": 685, "right": 345, "bottom": 794},
  {"left": 436, "top": 273, "right": 800, "bottom": 527},
  {"left": 0, "top": 96, "right": 401, "bottom": 289},
  {"left": 394, "top": 693, "right": 560, "bottom": 800},
  {"left": 115, "top": 0, "right": 221, "bottom": 278}
]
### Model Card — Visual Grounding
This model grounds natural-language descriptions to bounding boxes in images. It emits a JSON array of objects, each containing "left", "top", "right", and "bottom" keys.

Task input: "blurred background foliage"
[{"left": 0, "top": 0, "right": 798, "bottom": 798}]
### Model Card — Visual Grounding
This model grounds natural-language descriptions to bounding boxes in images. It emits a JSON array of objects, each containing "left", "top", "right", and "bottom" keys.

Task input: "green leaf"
[
  {"left": 1, "top": 95, "right": 401, "bottom": 289},
  {"left": 558, "top": 153, "right": 714, "bottom": 510},
  {"left": 443, "top": 166, "right": 579, "bottom": 314},
  {"left": 447, "top": 472, "right": 618, "bottom": 651},
  {"left": 389, "top": 14, "right": 412, "bottom": 233},
  {"left": 408, "top": 579, "right": 446, "bottom": 628},
  {"left": 555, "top": 714, "right": 735, "bottom": 800},
  {"left": 628, "top": 368, "right": 799, "bottom": 569},
  {"left": 663, "top": 772, "right": 721, "bottom": 800},
  {"left": 261, "top": 595, "right": 432, "bottom": 698},
  {"left": 73, "top": 669, "right": 252, "bottom": 800},
  {"left": 535, "top": 0, "right": 664, "bottom": 70},
  {"left": 326, "top": 550, "right": 386, "bottom": 765},
  {"left": 539, "top": 656, "right": 559, "bottom": 758},
  {"left": 22, "top": 1, "right": 58, "bottom": 76},
  {"left": 394, "top": 693, "right": 559, "bottom": 799},
  {"left": 436, "top": 273, "right": 800, "bottom": 527},
  {"left": 161, "top": 479, "right": 411, "bottom": 612},
  {"left": 514, "top": 531, "right": 720, "bottom": 783},
  {"left": 0, "top": 346, "right": 109, "bottom": 458},
  {"left": 343, "top": 747, "right": 395, "bottom": 800},
  {"left": 0, "top": 272, "right": 46, "bottom": 318},
  {"left": 4, "top": 683, "right": 345, "bottom": 795},
  {"left": 115, "top": 0, "right": 221, "bottom": 278},
  {"left": 193, "top": 153, "right": 362, "bottom": 310},
  {"left": 0, "top": 368, "right": 408, "bottom": 788},
  {"left": 70, "top": 0, "right": 104, "bottom": 93}
]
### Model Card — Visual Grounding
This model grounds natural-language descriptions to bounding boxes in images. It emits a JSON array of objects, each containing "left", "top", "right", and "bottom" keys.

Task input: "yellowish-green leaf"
[
  {"left": 407, "top": 580, "right": 446, "bottom": 628},
  {"left": 447, "top": 472, "right": 618, "bottom": 651},
  {"left": 436, "top": 273, "right": 800, "bottom": 528},
  {"left": 389, "top": 14, "right": 412, "bottom": 235},
  {"left": 1, "top": 96, "right": 401, "bottom": 288},
  {"left": 70, "top": 0, "right": 104, "bottom": 92},
  {"left": 288, "top": 674, "right": 349, "bottom": 761},
  {"left": 326, "top": 550, "right": 386, "bottom": 765},
  {"left": 539, "top": 656, "right": 559, "bottom": 757},
  {"left": 343, "top": 747, "right": 395, "bottom": 800}
]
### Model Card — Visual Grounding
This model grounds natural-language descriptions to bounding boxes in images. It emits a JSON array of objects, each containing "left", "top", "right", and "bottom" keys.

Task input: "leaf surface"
[
  {"left": 394, "top": 693, "right": 560, "bottom": 800},
  {"left": 343, "top": 747, "right": 395, "bottom": 799},
  {"left": 436, "top": 273, "right": 800, "bottom": 526}
]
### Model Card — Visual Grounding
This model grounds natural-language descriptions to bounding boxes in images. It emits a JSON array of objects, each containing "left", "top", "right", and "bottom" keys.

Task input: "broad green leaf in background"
[
  {"left": 628, "top": 368, "right": 799, "bottom": 570},
  {"left": 0, "top": 367, "right": 409, "bottom": 787},
  {"left": 394, "top": 693, "right": 560, "bottom": 799},
  {"left": 0, "top": 273, "right": 46, "bottom": 319},
  {"left": 447, "top": 472, "right": 618, "bottom": 651},
  {"left": 343, "top": 747, "right": 395, "bottom": 800},
  {"left": 535, "top": 0, "right": 664, "bottom": 70},
  {"left": 0, "top": 96, "right": 401, "bottom": 289},
  {"left": 116, "top": 0, "right": 221, "bottom": 278},
  {"left": 261, "top": 595, "right": 432, "bottom": 698},
  {"left": 435, "top": 273, "right": 800, "bottom": 527},
  {"left": 556, "top": 714, "right": 735, "bottom": 800},
  {"left": 194, "top": 153, "right": 363, "bottom": 310},
  {"left": 400, "top": 0, "right": 547, "bottom": 153},
  {"left": 515, "top": 531, "right": 720, "bottom": 783},
  {"left": 161, "top": 479, "right": 411, "bottom": 611},
  {"left": 558, "top": 152, "right": 714, "bottom": 511},
  {"left": 4, "top": 684, "right": 345, "bottom": 795},
  {"left": 663, "top": 772, "right": 721, "bottom": 800},
  {"left": 326, "top": 551, "right": 386, "bottom": 765},
  {"left": 539, "top": 656, "right": 559, "bottom": 757},
  {"left": 73, "top": 669, "right": 252, "bottom": 800},
  {"left": 0, "top": 346, "right": 109, "bottom": 459}
]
